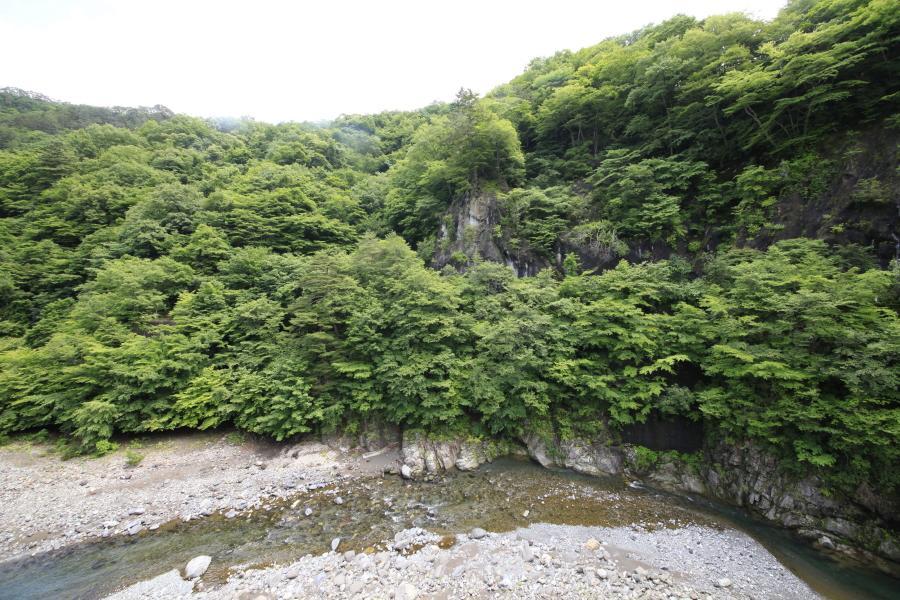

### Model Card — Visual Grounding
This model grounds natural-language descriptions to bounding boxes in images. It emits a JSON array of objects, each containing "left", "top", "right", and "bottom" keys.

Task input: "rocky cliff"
[
  {"left": 431, "top": 130, "right": 899, "bottom": 274},
  {"left": 431, "top": 190, "right": 549, "bottom": 275}
]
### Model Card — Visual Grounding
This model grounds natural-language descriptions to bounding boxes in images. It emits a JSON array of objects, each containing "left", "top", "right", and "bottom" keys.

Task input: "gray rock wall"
[{"left": 399, "top": 431, "right": 514, "bottom": 478}]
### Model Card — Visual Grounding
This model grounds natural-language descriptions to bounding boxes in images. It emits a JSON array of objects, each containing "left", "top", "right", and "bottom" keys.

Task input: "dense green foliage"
[{"left": 0, "top": 0, "right": 898, "bottom": 493}]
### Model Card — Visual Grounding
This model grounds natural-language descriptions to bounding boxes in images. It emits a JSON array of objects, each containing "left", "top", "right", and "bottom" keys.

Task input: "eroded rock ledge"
[{"left": 396, "top": 429, "right": 899, "bottom": 574}]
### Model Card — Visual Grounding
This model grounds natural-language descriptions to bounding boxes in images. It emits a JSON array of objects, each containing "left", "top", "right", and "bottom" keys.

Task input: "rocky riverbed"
[
  {"left": 0, "top": 432, "right": 394, "bottom": 562},
  {"left": 110, "top": 523, "right": 817, "bottom": 599},
  {"left": 2, "top": 434, "right": 897, "bottom": 599}
]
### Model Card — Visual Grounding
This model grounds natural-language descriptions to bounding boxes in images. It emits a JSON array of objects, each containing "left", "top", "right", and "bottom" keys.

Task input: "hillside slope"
[{"left": 0, "top": 0, "right": 897, "bottom": 548}]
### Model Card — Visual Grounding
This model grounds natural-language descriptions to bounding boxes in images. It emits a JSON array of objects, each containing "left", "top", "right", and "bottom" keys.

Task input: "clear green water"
[{"left": 0, "top": 458, "right": 896, "bottom": 599}]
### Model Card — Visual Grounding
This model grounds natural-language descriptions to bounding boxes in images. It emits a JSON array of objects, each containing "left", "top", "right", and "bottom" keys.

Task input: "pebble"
[
  {"left": 331, "top": 537, "right": 341, "bottom": 552},
  {"left": 469, "top": 527, "right": 487, "bottom": 539},
  {"left": 521, "top": 542, "right": 534, "bottom": 562},
  {"left": 348, "top": 580, "right": 365, "bottom": 594},
  {"left": 395, "top": 581, "right": 418, "bottom": 600}
]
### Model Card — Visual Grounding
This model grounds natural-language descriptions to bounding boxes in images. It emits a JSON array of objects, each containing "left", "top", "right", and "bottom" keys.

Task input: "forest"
[{"left": 0, "top": 0, "right": 897, "bottom": 495}]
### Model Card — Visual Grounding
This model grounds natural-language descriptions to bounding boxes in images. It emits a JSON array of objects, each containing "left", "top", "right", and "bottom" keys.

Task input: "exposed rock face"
[
  {"left": 761, "top": 128, "right": 900, "bottom": 265},
  {"left": 520, "top": 431, "right": 898, "bottom": 570},
  {"left": 322, "top": 420, "right": 400, "bottom": 453},
  {"left": 620, "top": 446, "right": 707, "bottom": 495},
  {"left": 431, "top": 191, "right": 548, "bottom": 276},
  {"left": 399, "top": 431, "right": 510, "bottom": 478},
  {"left": 522, "top": 433, "right": 623, "bottom": 477},
  {"left": 395, "top": 428, "right": 897, "bottom": 569},
  {"left": 697, "top": 441, "right": 900, "bottom": 568}
]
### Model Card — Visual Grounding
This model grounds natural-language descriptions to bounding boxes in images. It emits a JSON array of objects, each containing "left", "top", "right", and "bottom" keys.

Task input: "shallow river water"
[{"left": 0, "top": 458, "right": 896, "bottom": 599}]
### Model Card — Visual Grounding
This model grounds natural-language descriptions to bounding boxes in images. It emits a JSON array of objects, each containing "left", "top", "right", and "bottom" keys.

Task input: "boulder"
[
  {"left": 184, "top": 555, "right": 211, "bottom": 579},
  {"left": 107, "top": 569, "right": 193, "bottom": 599}
]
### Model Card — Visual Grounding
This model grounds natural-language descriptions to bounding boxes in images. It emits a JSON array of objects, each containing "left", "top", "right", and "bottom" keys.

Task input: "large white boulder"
[{"left": 184, "top": 555, "right": 211, "bottom": 579}]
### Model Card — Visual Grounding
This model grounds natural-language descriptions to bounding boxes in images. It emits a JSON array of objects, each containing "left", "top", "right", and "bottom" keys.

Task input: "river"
[{"left": 0, "top": 458, "right": 896, "bottom": 599}]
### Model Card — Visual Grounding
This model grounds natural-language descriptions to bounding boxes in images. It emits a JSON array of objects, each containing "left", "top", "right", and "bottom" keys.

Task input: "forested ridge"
[{"left": 1, "top": 0, "right": 898, "bottom": 494}]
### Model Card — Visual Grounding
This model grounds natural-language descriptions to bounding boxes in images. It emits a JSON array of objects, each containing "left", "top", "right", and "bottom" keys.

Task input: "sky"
[{"left": 1, "top": 0, "right": 788, "bottom": 123}]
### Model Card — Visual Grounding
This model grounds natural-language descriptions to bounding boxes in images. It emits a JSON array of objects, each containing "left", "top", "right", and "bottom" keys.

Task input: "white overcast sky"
[{"left": 1, "top": 0, "right": 787, "bottom": 123}]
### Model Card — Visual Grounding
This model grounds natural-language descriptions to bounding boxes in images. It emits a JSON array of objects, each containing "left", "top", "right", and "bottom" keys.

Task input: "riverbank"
[
  {"left": 112, "top": 523, "right": 818, "bottom": 599},
  {"left": 2, "top": 433, "right": 896, "bottom": 599},
  {"left": 0, "top": 432, "right": 395, "bottom": 562}
]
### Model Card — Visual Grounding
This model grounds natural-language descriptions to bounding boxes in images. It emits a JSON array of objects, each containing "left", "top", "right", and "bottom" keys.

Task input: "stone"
[
  {"left": 520, "top": 542, "right": 534, "bottom": 562},
  {"left": 124, "top": 519, "right": 143, "bottom": 535},
  {"left": 469, "top": 527, "right": 487, "bottom": 539},
  {"left": 584, "top": 538, "right": 601, "bottom": 551},
  {"left": 817, "top": 535, "right": 836, "bottom": 550},
  {"left": 334, "top": 496, "right": 344, "bottom": 505},
  {"left": 184, "top": 555, "right": 212, "bottom": 579},
  {"left": 522, "top": 434, "right": 556, "bottom": 468},
  {"left": 349, "top": 580, "right": 366, "bottom": 594},
  {"left": 304, "top": 507, "right": 313, "bottom": 517},
  {"left": 128, "top": 507, "right": 145, "bottom": 516},
  {"left": 331, "top": 537, "right": 341, "bottom": 552},
  {"left": 716, "top": 578, "right": 732, "bottom": 588},
  {"left": 285, "top": 567, "right": 300, "bottom": 579},
  {"left": 395, "top": 582, "right": 419, "bottom": 600},
  {"left": 400, "top": 464, "right": 413, "bottom": 480},
  {"left": 109, "top": 569, "right": 193, "bottom": 598},
  {"left": 597, "top": 569, "right": 608, "bottom": 579}
]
